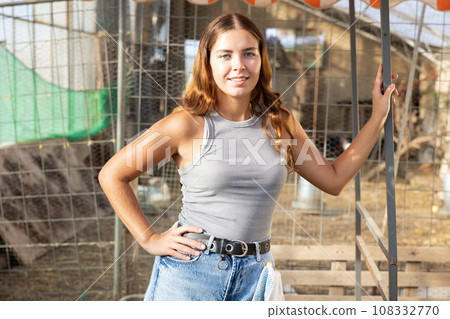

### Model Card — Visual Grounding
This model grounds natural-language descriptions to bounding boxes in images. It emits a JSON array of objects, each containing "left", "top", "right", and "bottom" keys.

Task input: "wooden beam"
[
  {"left": 285, "top": 295, "right": 450, "bottom": 301},
  {"left": 0, "top": 252, "right": 8, "bottom": 269},
  {"left": 356, "top": 235, "right": 388, "bottom": 300},
  {"left": 280, "top": 270, "right": 450, "bottom": 287},
  {"left": 404, "top": 262, "right": 420, "bottom": 297},
  {"left": 328, "top": 261, "right": 347, "bottom": 296},
  {"left": 271, "top": 245, "right": 450, "bottom": 263},
  {"left": 356, "top": 201, "right": 390, "bottom": 261}
]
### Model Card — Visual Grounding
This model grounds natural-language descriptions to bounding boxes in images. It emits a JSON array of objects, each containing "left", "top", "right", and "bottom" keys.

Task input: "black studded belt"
[{"left": 183, "top": 233, "right": 270, "bottom": 257}]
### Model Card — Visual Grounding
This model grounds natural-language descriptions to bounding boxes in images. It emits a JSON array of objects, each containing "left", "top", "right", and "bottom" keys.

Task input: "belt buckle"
[{"left": 233, "top": 240, "right": 248, "bottom": 257}]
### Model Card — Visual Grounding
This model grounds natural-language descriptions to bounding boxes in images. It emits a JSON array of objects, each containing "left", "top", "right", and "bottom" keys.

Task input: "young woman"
[{"left": 99, "top": 13, "right": 398, "bottom": 301}]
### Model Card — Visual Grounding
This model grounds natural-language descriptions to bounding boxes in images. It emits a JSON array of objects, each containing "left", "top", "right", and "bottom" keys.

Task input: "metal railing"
[{"left": 350, "top": 0, "right": 398, "bottom": 301}]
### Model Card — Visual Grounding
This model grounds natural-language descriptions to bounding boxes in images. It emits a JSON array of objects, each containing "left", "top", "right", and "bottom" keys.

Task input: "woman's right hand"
[{"left": 143, "top": 221, "right": 206, "bottom": 260}]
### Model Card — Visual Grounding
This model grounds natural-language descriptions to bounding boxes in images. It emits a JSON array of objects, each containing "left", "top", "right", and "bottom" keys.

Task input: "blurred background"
[{"left": 0, "top": 0, "right": 449, "bottom": 300}]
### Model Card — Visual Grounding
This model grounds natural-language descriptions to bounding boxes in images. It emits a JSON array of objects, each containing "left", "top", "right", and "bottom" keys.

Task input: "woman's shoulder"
[{"left": 150, "top": 108, "right": 204, "bottom": 140}]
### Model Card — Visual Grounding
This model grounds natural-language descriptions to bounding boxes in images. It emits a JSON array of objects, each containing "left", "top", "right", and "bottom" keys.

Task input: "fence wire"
[{"left": 0, "top": 0, "right": 449, "bottom": 300}]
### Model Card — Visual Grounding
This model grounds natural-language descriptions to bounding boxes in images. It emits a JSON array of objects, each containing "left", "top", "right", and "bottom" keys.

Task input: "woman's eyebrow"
[
  {"left": 214, "top": 47, "right": 258, "bottom": 53},
  {"left": 214, "top": 49, "right": 233, "bottom": 53}
]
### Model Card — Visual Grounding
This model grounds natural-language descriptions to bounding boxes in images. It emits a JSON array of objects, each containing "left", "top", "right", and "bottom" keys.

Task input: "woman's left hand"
[{"left": 371, "top": 64, "right": 399, "bottom": 122}]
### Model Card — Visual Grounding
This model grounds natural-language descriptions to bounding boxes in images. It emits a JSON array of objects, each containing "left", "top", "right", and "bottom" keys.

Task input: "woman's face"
[{"left": 209, "top": 29, "right": 261, "bottom": 102}]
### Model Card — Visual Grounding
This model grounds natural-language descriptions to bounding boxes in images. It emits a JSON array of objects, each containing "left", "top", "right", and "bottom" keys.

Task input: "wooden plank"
[
  {"left": 286, "top": 294, "right": 383, "bottom": 301},
  {"left": 356, "top": 201, "right": 389, "bottom": 260},
  {"left": 397, "top": 247, "right": 450, "bottom": 263},
  {"left": 398, "top": 272, "right": 450, "bottom": 287},
  {"left": 95, "top": 35, "right": 105, "bottom": 89},
  {"left": 0, "top": 141, "right": 110, "bottom": 265},
  {"left": 280, "top": 270, "right": 450, "bottom": 287},
  {"left": 0, "top": 222, "right": 47, "bottom": 265},
  {"left": 272, "top": 245, "right": 356, "bottom": 261},
  {"left": 0, "top": 252, "right": 8, "bottom": 269},
  {"left": 328, "top": 261, "right": 347, "bottom": 296},
  {"left": 356, "top": 235, "right": 388, "bottom": 300},
  {"left": 404, "top": 262, "right": 420, "bottom": 297},
  {"left": 285, "top": 295, "right": 450, "bottom": 301},
  {"left": 281, "top": 270, "right": 357, "bottom": 286},
  {"left": 271, "top": 245, "right": 450, "bottom": 263}
]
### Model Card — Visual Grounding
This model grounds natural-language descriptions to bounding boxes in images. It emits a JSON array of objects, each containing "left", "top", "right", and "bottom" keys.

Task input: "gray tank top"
[{"left": 178, "top": 109, "right": 288, "bottom": 242}]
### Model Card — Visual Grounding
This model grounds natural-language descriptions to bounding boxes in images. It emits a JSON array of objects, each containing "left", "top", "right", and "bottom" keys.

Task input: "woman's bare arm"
[
  {"left": 290, "top": 64, "right": 398, "bottom": 195},
  {"left": 98, "top": 111, "right": 206, "bottom": 260}
]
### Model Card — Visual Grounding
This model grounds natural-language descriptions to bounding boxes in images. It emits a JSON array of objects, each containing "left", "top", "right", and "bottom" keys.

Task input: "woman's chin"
[{"left": 220, "top": 88, "right": 254, "bottom": 100}]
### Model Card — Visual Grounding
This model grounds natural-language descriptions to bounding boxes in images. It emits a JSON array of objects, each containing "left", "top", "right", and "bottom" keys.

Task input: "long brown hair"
[{"left": 174, "top": 13, "right": 296, "bottom": 171}]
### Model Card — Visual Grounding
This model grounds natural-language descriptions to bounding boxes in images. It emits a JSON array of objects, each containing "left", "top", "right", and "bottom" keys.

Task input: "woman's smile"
[
  {"left": 227, "top": 75, "right": 250, "bottom": 85},
  {"left": 210, "top": 29, "right": 261, "bottom": 101}
]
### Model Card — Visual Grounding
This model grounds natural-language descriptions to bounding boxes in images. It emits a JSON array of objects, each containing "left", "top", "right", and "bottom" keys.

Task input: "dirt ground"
[{"left": 1, "top": 168, "right": 449, "bottom": 300}]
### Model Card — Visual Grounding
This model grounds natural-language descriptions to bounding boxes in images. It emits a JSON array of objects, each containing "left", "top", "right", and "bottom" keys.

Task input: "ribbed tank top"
[{"left": 178, "top": 109, "right": 288, "bottom": 242}]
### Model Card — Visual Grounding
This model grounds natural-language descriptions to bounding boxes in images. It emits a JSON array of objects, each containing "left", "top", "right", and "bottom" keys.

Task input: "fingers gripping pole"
[{"left": 380, "top": 0, "right": 398, "bottom": 301}]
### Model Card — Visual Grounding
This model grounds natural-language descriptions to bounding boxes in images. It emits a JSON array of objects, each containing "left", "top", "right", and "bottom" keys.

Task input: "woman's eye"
[
  {"left": 244, "top": 52, "right": 255, "bottom": 57},
  {"left": 220, "top": 54, "right": 231, "bottom": 59}
]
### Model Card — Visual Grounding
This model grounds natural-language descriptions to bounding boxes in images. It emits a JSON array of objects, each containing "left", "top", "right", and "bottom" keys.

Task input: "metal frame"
[
  {"left": 113, "top": 0, "right": 127, "bottom": 300},
  {"left": 351, "top": 0, "right": 398, "bottom": 301}
]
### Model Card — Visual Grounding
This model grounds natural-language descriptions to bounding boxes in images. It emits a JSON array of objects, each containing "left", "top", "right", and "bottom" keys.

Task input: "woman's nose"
[{"left": 232, "top": 57, "right": 245, "bottom": 71}]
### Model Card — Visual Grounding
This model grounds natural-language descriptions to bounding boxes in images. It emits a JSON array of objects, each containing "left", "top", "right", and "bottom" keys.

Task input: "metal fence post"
[
  {"left": 349, "top": 0, "right": 362, "bottom": 302},
  {"left": 113, "top": 0, "right": 127, "bottom": 300},
  {"left": 380, "top": 0, "right": 398, "bottom": 301}
]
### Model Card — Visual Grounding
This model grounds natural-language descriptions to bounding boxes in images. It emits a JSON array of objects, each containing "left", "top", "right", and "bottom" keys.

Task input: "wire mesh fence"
[{"left": 0, "top": 0, "right": 449, "bottom": 300}]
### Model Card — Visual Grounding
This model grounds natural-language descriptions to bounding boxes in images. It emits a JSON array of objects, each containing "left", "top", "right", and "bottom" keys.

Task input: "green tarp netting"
[{"left": 0, "top": 44, "right": 116, "bottom": 144}]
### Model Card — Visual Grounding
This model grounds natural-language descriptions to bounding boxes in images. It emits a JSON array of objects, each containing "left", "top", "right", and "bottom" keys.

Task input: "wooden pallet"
[
  {"left": 271, "top": 245, "right": 450, "bottom": 301},
  {"left": 0, "top": 140, "right": 111, "bottom": 266}
]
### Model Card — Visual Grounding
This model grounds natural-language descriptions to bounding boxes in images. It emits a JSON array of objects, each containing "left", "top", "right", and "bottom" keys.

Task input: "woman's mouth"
[{"left": 227, "top": 76, "right": 249, "bottom": 84}]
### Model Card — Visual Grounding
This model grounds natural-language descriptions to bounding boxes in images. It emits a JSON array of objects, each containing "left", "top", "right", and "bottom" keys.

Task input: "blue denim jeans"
[{"left": 143, "top": 230, "right": 274, "bottom": 301}]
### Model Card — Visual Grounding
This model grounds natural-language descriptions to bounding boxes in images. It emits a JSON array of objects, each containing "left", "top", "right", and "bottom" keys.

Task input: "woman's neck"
[{"left": 215, "top": 94, "right": 252, "bottom": 121}]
